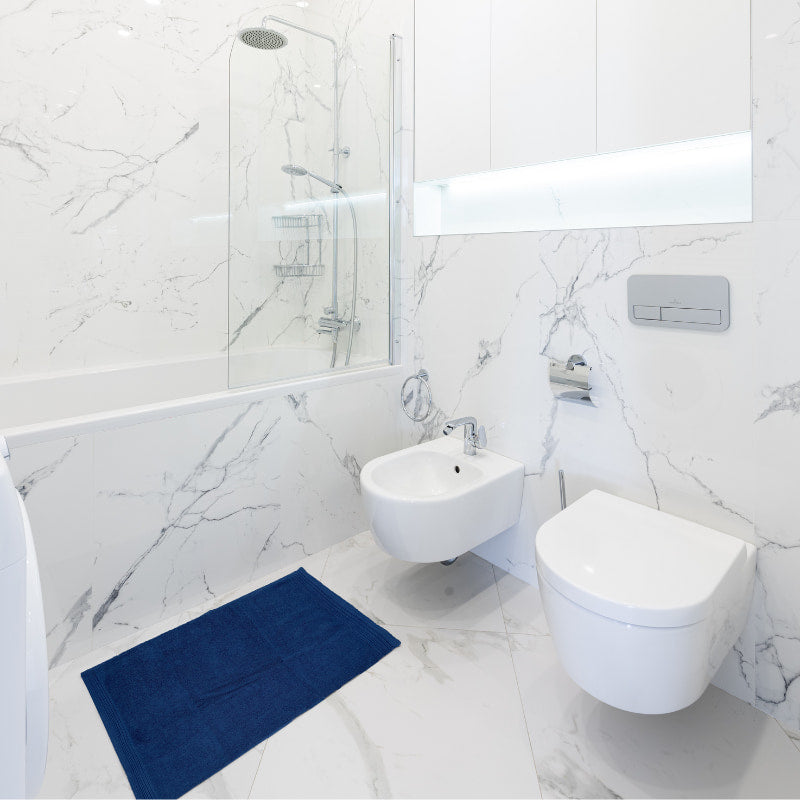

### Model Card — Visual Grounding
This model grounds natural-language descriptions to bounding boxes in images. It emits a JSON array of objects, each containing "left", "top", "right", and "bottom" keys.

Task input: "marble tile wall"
[
  {"left": 0, "top": 0, "right": 236, "bottom": 376},
  {"left": 0, "top": 0, "right": 398, "bottom": 378},
  {"left": 399, "top": 1, "right": 800, "bottom": 735}
]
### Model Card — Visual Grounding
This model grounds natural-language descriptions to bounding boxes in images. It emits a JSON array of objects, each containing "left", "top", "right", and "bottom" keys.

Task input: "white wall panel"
[
  {"left": 597, "top": 0, "right": 751, "bottom": 153},
  {"left": 491, "top": 0, "right": 596, "bottom": 170},
  {"left": 414, "top": 0, "right": 491, "bottom": 181}
]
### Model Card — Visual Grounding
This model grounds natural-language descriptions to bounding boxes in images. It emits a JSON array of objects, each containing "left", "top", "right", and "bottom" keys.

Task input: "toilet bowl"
[{"left": 535, "top": 490, "right": 756, "bottom": 715}]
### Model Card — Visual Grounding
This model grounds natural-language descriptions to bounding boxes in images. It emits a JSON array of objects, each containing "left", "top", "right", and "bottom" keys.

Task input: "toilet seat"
[
  {"left": 536, "top": 490, "right": 749, "bottom": 628},
  {"left": 534, "top": 489, "right": 756, "bottom": 713}
]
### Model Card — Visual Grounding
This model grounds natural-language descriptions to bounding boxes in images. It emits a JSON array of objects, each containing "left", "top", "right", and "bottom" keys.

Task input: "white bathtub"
[
  {"left": 2, "top": 349, "right": 402, "bottom": 665},
  {"left": 1, "top": 349, "right": 396, "bottom": 447}
]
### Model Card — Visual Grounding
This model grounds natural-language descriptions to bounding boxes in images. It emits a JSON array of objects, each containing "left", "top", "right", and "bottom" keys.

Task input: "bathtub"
[
  {"left": 2, "top": 348, "right": 395, "bottom": 447},
  {"left": 1, "top": 348, "right": 402, "bottom": 665}
]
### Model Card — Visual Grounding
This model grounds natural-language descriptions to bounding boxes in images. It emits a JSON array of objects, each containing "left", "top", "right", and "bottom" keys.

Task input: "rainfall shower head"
[
  {"left": 237, "top": 27, "right": 288, "bottom": 50},
  {"left": 281, "top": 163, "right": 342, "bottom": 193}
]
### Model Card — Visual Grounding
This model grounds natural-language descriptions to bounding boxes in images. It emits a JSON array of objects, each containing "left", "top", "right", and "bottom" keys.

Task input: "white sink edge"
[{"left": 360, "top": 437, "right": 524, "bottom": 504}]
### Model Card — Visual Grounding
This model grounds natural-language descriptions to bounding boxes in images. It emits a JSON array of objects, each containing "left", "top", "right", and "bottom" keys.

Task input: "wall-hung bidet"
[
  {"left": 360, "top": 427, "right": 523, "bottom": 563},
  {"left": 535, "top": 490, "right": 756, "bottom": 715},
  {"left": 0, "top": 437, "right": 48, "bottom": 798}
]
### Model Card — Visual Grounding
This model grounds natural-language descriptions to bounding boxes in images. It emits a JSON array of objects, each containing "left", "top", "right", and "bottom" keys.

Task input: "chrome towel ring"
[{"left": 401, "top": 369, "right": 433, "bottom": 422}]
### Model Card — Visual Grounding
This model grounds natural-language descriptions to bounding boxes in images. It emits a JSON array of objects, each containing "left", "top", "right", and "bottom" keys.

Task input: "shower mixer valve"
[{"left": 317, "top": 314, "right": 361, "bottom": 335}]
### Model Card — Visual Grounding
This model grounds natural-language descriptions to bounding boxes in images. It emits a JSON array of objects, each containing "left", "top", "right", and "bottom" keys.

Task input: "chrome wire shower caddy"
[{"left": 272, "top": 214, "right": 325, "bottom": 278}]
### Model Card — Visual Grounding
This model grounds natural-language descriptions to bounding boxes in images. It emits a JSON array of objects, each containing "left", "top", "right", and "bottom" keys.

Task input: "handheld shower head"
[{"left": 281, "top": 163, "right": 342, "bottom": 193}]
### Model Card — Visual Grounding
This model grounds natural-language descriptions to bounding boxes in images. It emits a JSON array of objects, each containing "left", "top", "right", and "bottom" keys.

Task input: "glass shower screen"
[{"left": 228, "top": 16, "right": 398, "bottom": 388}]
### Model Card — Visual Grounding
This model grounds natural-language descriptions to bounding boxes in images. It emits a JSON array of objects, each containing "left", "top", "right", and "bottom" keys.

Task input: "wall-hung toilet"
[
  {"left": 0, "top": 437, "right": 48, "bottom": 799},
  {"left": 535, "top": 490, "right": 756, "bottom": 715}
]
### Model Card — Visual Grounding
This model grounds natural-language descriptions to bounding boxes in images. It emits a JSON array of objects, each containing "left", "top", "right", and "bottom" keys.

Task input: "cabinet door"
[
  {"left": 414, "top": 0, "right": 491, "bottom": 182},
  {"left": 597, "top": 0, "right": 751, "bottom": 154},
  {"left": 491, "top": 0, "right": 596, "bottom": 170}
]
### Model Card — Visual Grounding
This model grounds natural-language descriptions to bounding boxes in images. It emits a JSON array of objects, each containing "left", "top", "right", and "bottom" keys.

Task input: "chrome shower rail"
[{"left": 263, "top": 15, "right": 341, "bottom": 327}]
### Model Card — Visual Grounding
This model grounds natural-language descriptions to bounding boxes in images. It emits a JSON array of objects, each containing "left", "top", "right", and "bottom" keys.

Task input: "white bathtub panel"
[
  {"left": 3, "top": 370, "right": 403, "bottom": 661},
  {"left": 6, "top": 437, "right": 95, "bottom": 668},
  {"left": 89, "top": 401, "right": 286, "bottom": 649}
]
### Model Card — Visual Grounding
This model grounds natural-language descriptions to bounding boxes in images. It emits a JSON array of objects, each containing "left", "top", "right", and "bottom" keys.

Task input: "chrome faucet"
[{"left": 442, "top": 416, "right": 487, "bottom": 456}]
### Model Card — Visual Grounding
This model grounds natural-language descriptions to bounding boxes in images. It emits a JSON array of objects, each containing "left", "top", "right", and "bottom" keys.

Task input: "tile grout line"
[
  {"left": 318, "top": 544, "right": 334, "bottom": 581},
  {"left": 247, "top": 743, "right": 269, "bottom": 799},
  {"left": 775, "top": 718, "right": 800, "bottom": 755},
  {"left": 493, "top": 565, "right": 544, "bottom": 799},
  {"left": 506, "top": 631, "right": 544, "bottom": 800},
  {"left": 385, "top": 621, "right": 508, "bottom": 635}
]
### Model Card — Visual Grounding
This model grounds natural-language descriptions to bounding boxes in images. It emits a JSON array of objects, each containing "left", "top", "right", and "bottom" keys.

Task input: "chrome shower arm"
[{"left": 260, "top": 15, "right": 339, "bottom": 50}]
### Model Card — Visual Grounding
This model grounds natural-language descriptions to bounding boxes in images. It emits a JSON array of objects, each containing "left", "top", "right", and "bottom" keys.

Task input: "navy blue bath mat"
[{"left": 82, "top": 568, "right": 400, "bottom": 799}]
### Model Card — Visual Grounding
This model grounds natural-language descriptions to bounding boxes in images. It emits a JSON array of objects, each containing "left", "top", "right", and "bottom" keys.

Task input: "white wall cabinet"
[
  {"left": 414, "top": 0, "right": 751, "bottom": 184},
  {"left": 490, "top": 0, "right": 596, "bottom": 171},
  {"left": 414, "top": 0, "right": 491, "bottom": 182},
  {"left": 596, "top": 0, "right": 751, "bottom": 154}
]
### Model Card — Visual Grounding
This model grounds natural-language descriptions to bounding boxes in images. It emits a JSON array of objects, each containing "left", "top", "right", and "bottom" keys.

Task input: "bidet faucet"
[{"left": 442, "top": 416, "right": 487, "bottom": 456}]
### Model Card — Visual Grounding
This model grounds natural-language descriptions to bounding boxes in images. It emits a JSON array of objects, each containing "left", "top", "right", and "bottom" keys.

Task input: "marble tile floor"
[{"left": 42, "top": 532, "right": 800, "bottom": 799}]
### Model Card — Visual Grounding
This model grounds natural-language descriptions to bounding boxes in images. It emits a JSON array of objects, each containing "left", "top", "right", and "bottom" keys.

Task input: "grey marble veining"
[
  {"left": 757, "top": 380, "right": 800, "bottom": 422},
  {"left": 91, "top": 404, "right": 282, "bottom": 633}
]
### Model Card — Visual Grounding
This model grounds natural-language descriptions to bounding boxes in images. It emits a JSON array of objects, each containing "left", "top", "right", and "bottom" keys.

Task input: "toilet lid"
[{"left": 535, "top": 490, "right": 749, "bottom": 628}]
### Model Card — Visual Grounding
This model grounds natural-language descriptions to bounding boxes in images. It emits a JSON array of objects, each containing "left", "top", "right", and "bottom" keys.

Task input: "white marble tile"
[
  {"left": 753, "top": 548, "right": 800, "bottom": 731},
  {"left": 409, "top": 223, "right": 757, "bottom": 541},
  {"left": 279, "top": 378, "right": 403, "bottom": 557},
  {"left": 89, "top": 401, "right": 286, "bottom": 648},
  {"left": 0, "top": 0, "right": 239, "bottom": 376},
  {"left": 711, "top": 595, "right": 757, "bottom": 707},
  {"left": 249, "top": 626, "right": 540, "bottom": 799},
  {"left": 41, "top": 648, "right": 133, "bottom": 800},
  {"left": 321, "top": 531, "right": 506, "bottom": 632},
  {"left": 785, "top": 726, "right": 800, "bottom": 755},
  {"left": 510, "top": 634, "right": 800, "bottom": 799},
  {"left": 182, "top": 746, "right": 266, "bottom": 800},
  {"left": 752, "top": 223, "right": 800, "bottom": 732},
  {"left": 492, "top": 566, "right": 549, "bottom": 637}
]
